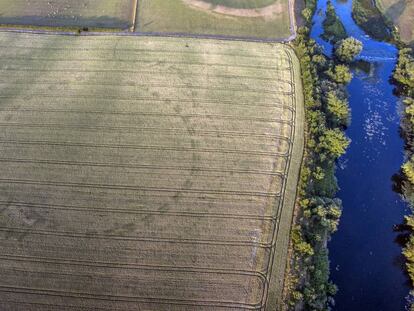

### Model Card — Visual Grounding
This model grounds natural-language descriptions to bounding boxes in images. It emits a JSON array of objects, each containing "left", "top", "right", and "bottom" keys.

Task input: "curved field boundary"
[
  {"left": 0, "top": 33, "right": 303, "bottom": 310},
  {"left": 263, "top": 47, "right": 304, "bottom": 310},
  {"left": 182, "top": 0, "right": 283, "bottom": 18}
]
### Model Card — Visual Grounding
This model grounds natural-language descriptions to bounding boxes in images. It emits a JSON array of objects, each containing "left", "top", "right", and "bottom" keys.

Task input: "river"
[{"left": 309, "top": 0, "right": 411, "bottom": 309}]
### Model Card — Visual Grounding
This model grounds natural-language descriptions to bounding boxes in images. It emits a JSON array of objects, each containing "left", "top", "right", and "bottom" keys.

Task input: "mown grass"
[{"left": 136, "top": 0, "right": 291, "bottom": 39}]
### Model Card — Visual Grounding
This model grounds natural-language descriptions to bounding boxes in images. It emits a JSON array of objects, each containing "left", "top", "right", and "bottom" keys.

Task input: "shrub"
[
  {"left": 326, "top": 64, "right": 353, "bottom": 84},
  {"left": 334, "top": 37, "right": 363, "bottom": 63},
  {"left": 325, "top": 91, "right": 350, "bottom": 127}
]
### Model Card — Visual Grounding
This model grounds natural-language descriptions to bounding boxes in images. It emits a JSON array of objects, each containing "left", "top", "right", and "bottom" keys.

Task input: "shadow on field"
[
  {"left": 0, "top": 32, "right": 130, "bottom": 296},
  {"left": 0, "top": 15, "right": 131, "bottom": 30}
]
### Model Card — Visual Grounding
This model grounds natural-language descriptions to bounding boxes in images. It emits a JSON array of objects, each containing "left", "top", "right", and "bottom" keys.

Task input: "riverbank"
[
  {"left": 352, "top": 0, "right": 413, "bottom": 46},
  {"left": 351, "top": 0, "right": 394, "bottom": 42},
  {"left": 352, "top": 0, "right": 414, "bottom": 305},
  {"left": 323, "top": 0, "right": 409, "bottom": 310},
  {"left": 284, "top": 1, "right": 356, "bottom": 308},
  {"left": 287, "top": 0, "right": 410, "bottom": 309}
]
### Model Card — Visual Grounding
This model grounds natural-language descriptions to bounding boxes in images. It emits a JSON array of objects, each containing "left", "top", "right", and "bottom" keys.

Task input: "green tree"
[
  {"left": 292, "top": 225, "right": 315, "bottom": 256},
  {"left": 394, "top": 48, "right": 414, "bottom": 97},
  {"left": 321, "top": 1, "right": 347, "bottom": 43},
  {"left": 334, "top": 37, "right": 363, "bottom": 63},
  {"left": 326, "top": 64, "right": 353, "bottom": 84},
  {"left": 302, "top": 7, "right": 313, "bottom": 23},
  {"left": 325, "top": 91, "right": 350, "bottom": 127},
  {"left": 317, "top": 128, "right": 350, "bottom": 160},
  {"left": 403, "top": 158, "right": 414, "bottom": 184},
  {"left": 403, "top": 216, "right": 414, "bottom": 286}
]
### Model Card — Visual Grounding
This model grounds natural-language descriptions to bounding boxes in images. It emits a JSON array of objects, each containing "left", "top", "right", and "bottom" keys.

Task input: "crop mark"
[
  {"left": 0, "top": 201, "right": 280, "bottom": 220},
  {"left": 0, "top": 139, "right": 291, "bottom": 157},
  {"left": 0, "top": 80, "right": 293, "bottom": 96},
  {"left": 0, "top": 56, "right": 288, "bottom": 71},
  {"left": 0, "top": 94, "right": 293, "bottom": 109},
  {"left": 0, "top": 179, "right": 282, "bottom": 197}
]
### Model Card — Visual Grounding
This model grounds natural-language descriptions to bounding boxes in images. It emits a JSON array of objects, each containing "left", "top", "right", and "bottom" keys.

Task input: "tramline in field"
[{"left": 0, "top": 32, "right": 303, "bottom": 310}]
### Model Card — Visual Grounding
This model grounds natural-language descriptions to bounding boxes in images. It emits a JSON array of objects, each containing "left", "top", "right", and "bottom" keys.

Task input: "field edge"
[{"left": 264, "top": 45, "right": 304, "bottom": 311}]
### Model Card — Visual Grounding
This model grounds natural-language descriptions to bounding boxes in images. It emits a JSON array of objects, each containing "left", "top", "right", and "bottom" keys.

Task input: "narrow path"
[{"left": 130, "top": 0, "right": 139, "bottom": 32}]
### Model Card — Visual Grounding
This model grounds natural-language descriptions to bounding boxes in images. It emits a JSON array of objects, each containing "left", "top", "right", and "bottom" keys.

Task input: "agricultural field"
[
  {"left": 0, "top": 0, "right": 136, "bottom": 29},
  {"left": 0, "top": 32, "right": 303, "bottom": 310},
  {"left": 136, "top": 0, "right": 293, "bottom": 39},
  {"left": 376, "top": 0, "right": 414, "bottom": 44}
]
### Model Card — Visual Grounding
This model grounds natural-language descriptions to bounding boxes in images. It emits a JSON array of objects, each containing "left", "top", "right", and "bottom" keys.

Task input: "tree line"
[
  {"left": 286, "top": 1, "right": 362, "bottom": 310},
  {"left": 393, "top": 47, "right": 414, "bottom": 310}
]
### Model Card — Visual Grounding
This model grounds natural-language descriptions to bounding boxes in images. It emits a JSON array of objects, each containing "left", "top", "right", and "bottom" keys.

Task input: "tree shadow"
[
  {"left": 0, "top": 15, "right": 131, "bottom": 30},
  {"left": 393, "top": 218, "right": 413, "bottom": 288}
]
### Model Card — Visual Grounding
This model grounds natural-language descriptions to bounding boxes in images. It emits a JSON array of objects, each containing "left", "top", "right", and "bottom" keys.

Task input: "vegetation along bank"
[
  {"left": 394, "top": 46, "right": 414, "bottom": 309},
  {"left": 285, "top": 0, "right": 363, "bottom": 309},
  {"left": 354, "top": 0, "right": 414, "bottom": 305}
]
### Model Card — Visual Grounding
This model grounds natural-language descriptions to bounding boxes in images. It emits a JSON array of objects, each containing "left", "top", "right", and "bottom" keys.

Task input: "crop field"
[
  {"left": 136, "top": 0, "right": 292, "bottom": 39},
  {"left": 0, "top": 0, "right": 136, "bottom": 29},
  {"left": 376, "top": 0, "right": 414, "bottom": 44},
  {"left": 0, "top": 32, "right": 303, "bottom": 310}
]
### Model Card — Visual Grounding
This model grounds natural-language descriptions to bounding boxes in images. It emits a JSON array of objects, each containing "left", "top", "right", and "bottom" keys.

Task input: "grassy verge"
[{"left": 266, "top": 46, "right": 305, "bottom": 311}]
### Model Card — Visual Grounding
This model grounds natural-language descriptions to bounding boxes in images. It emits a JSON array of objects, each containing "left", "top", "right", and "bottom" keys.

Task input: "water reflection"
[{"left": 310, "top": 0, "right": 410, "bottom": 309}]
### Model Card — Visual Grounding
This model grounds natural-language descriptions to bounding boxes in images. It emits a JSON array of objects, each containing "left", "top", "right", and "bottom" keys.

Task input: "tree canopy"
[
  {"left": 326, "top": 64, "right": 353, "bottom": 84},
  {"left": 321, "top": 1, "right": 347, "bottom": 43},
  {"left": 334, "top": 37, "right": 363, "bottom": 63}
]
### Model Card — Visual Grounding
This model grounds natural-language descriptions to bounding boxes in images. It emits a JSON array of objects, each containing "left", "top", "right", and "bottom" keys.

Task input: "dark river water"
[{"left": 310, "top": 0, "right": 411, "bottom": 309}]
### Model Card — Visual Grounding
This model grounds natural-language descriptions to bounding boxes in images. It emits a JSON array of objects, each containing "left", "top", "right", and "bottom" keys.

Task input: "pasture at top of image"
[
  {"left": 0, "top": 0, "right": 294, "bottom": 40},
  {"left": 137, "top": 0, "right": 293, "bottom": 39},
  {"left": 0, "top": 0, "right": 136, "bottom": 30}
]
